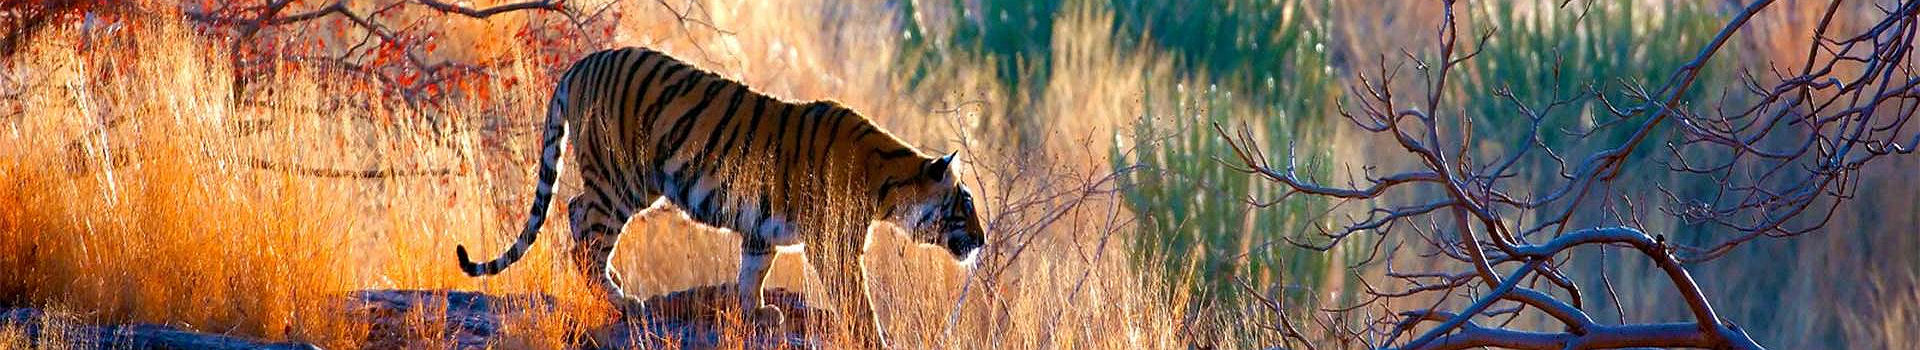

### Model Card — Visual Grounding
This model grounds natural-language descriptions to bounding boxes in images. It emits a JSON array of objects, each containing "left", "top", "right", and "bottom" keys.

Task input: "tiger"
[{"left": 452, "top": 47, "right": 986, "bottom": 348}]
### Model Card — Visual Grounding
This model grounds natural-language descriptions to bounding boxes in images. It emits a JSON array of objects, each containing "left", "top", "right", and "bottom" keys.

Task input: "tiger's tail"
[{"left": 457, "top": 81, "right": 570, "bottom": 277}]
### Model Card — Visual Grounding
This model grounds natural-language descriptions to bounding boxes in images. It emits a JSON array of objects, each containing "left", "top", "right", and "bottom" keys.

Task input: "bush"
[
  {"left": 1116, "top": 84, "right": 1335, "bottom": 308},
  {"left": 1106, "top": 0, "right": 1343, "bottom": 345},
  {"left": 1462, "top": 1, "right": 1723, "bottom": 159}
]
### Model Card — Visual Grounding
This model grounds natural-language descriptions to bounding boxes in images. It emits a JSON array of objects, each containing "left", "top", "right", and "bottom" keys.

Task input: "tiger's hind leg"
[
  {"left": 567, "top": 194, "right": 645, "bottom": 314},
  {"left": 738, "top": 245, "right": 784, "bottom": 329}
]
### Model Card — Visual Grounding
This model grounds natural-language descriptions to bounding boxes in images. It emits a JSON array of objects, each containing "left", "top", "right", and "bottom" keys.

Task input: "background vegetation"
[{"left": 2, "top": 0, "right": 1917, "bottom": 349}]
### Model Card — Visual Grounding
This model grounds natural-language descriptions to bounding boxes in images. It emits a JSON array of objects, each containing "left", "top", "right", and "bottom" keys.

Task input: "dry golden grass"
[
  {"left": 0, "top": 0, "right": 1187, "bottom": 349},
  {"left": 1, "top": 14, "right": 362, "bottom": 349},
  {"left": 2, "top": 2, "right": 618, "bottom": 348}
]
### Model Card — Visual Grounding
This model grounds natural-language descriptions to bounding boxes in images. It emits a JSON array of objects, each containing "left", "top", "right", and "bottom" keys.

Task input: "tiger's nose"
[{"left": 945, "top": 234, "right": 983, "bottom": 258}]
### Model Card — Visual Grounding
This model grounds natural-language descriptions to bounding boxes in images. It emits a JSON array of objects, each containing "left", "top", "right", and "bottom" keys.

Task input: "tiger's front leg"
[{"left": 805, "top": 233, "right": 887, "bottom": 349}]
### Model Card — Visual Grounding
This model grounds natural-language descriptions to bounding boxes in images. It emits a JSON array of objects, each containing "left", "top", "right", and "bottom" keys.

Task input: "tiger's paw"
[
  {"left": 613, "top": 294, "right": 648, "bottom": 316},
  {"left": 748, "top": 305, "right": 786, "bottom": 329}
]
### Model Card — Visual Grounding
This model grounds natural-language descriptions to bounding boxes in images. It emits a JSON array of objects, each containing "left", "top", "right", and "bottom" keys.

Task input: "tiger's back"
[{"left": 555, "top": 48, "right": 884, "bottom": 244}]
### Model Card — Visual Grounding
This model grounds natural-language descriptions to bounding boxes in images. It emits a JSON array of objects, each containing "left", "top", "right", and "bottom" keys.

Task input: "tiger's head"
[{"left": 884, "top": 152, "right": 987, "bottom": 265}]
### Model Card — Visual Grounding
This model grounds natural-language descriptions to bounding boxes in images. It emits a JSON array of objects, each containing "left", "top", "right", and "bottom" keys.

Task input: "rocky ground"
[{"left": 0, "top": 285, "right": 829, "bottom": 349}]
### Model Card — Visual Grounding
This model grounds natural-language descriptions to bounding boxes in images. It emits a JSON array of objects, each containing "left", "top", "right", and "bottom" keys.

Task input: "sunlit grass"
[
  {"left": 0, "top": 3, "right": 608, "bottom": 348},
  {"left": 0, "top": 0, "right": 1183, "bottom": 348}
]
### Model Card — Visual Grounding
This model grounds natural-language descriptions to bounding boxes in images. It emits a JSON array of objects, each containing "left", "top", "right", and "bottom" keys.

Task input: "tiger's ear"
[{"left": 922, "top": 152, "right": 956, "bottom": 180}]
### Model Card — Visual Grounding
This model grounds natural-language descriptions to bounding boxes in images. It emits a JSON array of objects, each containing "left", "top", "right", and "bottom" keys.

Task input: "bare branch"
[{"left": 1201, "top": 0, "right": 1920, "bottom": 348}]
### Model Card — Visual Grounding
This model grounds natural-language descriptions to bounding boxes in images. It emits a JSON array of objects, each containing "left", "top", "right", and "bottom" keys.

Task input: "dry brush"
[{"left": 1219, "top": 0, "right": 1918, "bottom": 349}]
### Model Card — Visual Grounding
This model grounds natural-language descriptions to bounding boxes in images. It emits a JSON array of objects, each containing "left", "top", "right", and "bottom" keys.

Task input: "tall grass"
[
  {"left": 1, "top": 0, "right": 1184, "bottom": 348},
  {"left": 2, "top": 12, "right": 374, "bottom": 348},
  {"left": 0, "top": 3, "right": 621, "bottom": 348},
  {"left": 1461, "top": 0, "right": 1723, "bottom": 153},
  {"left": 1116, "top": 88, "right": 1337, "bottom": 347},
  {"left": 1100, "top": 0, "right": 1343, "bottom": 346}
]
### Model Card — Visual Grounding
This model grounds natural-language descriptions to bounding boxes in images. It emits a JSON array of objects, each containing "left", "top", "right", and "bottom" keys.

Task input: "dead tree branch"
[
  {"left": 180, "top": 0, "right": 598, "bottom": 107},
  {"left": 1220, "top": 0, "right": 1919, "bottom": 348}
]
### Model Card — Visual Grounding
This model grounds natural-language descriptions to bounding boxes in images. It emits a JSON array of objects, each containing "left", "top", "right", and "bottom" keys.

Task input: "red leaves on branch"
[{"left": 181, "top": 0, "right": 610, "bottom": 112}]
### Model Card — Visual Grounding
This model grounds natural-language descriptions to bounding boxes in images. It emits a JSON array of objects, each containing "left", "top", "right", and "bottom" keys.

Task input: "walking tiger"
[{"left": 453, "top": 47, "right": 986, "bottom": 348}]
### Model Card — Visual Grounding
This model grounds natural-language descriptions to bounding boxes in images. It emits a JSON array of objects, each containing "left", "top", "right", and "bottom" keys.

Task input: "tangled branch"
[{"left": 1219, "top": 0, "right": 1919, "bottom": 348}]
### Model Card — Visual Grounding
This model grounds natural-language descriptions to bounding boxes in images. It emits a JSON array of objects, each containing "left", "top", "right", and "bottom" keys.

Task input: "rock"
[
  {"left": 587, "top": 285, "right": 832, "bottom": 349},
  {"left": 0, "top": 308, "right": 319, "bottom": 350},
  {"left": 349, "top": 289, "right": 546, "bottom": 349},
  {"left": 0, "top": 285, "right": 821, "bottom": 349},
  {"left": 352, "top": 285, "right": 831, "bottom": 349}
]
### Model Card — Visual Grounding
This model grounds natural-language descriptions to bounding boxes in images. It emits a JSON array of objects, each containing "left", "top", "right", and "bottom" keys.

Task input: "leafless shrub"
[{"left": 1218, "top": 0, "right": 1918, "bottom": 349}]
